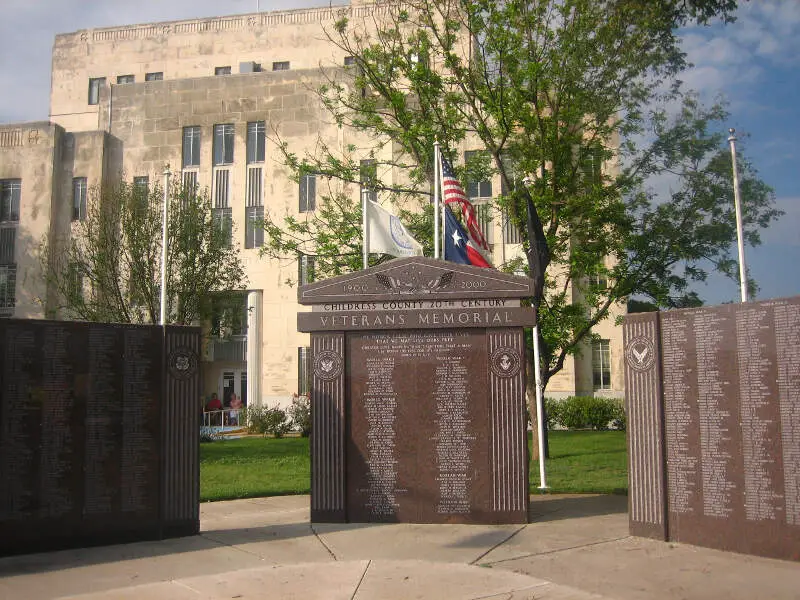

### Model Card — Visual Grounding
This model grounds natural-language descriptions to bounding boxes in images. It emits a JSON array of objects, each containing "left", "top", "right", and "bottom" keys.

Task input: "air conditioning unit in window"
[{"left": 239, "top": 61, "right": 261, "bottom": 73}]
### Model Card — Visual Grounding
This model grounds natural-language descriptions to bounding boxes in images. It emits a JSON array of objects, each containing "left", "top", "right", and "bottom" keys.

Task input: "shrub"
[
  {"left": 199, "top": 426, "right": 222, "bottom": 443},
  {"left": 546, "top": 396, "right": 625, "bottom": 431},
  {"left": 288, "top": 394, "right": 311, "bottom": 437},
  {"left": 243, "top": 405, "right": 292, "bottom": 438}
]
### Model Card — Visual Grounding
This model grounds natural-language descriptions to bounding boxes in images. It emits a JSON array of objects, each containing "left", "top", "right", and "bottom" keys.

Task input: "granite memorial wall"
[
  {"left": 298, "top": 257, "right": 534, "bottom": 524},
  {"left": 0, "top": 320, "right": 201, "bottom": 556},
  {"left": 624, "top": 297, "right": 800, "bottom": 561}
]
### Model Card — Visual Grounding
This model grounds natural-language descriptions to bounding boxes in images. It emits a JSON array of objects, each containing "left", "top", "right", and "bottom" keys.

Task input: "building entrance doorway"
[{"left": 220, "top": 370, "right": 247, "bottom": 408}]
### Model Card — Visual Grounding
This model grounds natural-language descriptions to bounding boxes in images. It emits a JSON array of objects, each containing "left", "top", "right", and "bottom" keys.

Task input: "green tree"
[
  {"left": 39, "top": 180, "right": 247, "bottom": 326},
  {"left": 261, "top": 0, "right": 779, "bottom": 394}
]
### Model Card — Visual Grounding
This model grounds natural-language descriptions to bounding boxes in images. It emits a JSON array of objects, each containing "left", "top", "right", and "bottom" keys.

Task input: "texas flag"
[{"left": 444, "top": 205, "right": 492, "bottom": 268}]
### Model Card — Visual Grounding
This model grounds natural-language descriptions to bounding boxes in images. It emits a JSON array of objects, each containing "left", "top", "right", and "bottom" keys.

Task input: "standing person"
[{"left": 229, "top": 392, "right": 242, "bottom": 426}]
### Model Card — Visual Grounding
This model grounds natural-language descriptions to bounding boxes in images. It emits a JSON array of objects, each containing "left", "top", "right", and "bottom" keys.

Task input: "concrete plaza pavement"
[{"left": 1, "top": 494, "right": 798, "bottom": 600}]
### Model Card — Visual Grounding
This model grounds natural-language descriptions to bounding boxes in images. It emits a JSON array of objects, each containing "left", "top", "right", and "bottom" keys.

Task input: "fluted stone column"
[{"left": 246, "top": 290, "right": 263, "bottom": 407}]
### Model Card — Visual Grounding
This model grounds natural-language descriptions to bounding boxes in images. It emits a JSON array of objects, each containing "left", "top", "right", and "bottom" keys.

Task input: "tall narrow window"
[
  {"left": 246, "top": 121, "right": 265, "bottom": 164},
  {"left": 245, "top": 167, "right": 264, "bottom": 249},
  {"left": 213, "top": 124, "right": 235, "bottom": 166},
  {"left": 0, "top": 180, "right": 21, "bottom": 223},
  {"left": 581, "top": 145, "right": 603, "bottom": 188},
  {"left": 72, "top": 177, "right": 87, "bottom": 222},
  {"left": 87, "top": 77, "right": 106, "bottom": 105},
  {"left": 360, "top": 159, "right": 378, "bottom": 203},
  {"left": 145, "top": 72, "right": 163, "bottom": 81},
  {"left": 299, "top": 174, "right": 316, "bottom": 212},
  {"left": 502, "top": 210, "right": 524, "bottom": 244},
  {"left": 182, "top": 126, "right": 201, "bottom": 168},
  {"left": 213, "top": 170, "right": 232, "bottom": 246},
  {"left": 464, "top": 150, "right": 492, "bottom": 199},
  {"left": 133, "top": 176, "right": 149, "bottom": 194},
  {"left": 0, "top": 180, "right": 19, "bottom": 317},
  {"left": 475, "top": 203, "right": 494, "bottom": 245},
  {"left": 116, "top": 74, "right": 134, "bottom": 84},
  {"left": 298, "top": 253, "right": 315, "bottom": 285},
  {"left": 0, "top": 265, "right": 16, "bottom": 316},
  {"left": 592, "top": 339, "right": 612, "bottom": 391},
  {"left": 182, "top": 170, "right": 198, "bottom": 192},
  {"left": 298, "top": 347, "right": 312, "bottom": 396}
]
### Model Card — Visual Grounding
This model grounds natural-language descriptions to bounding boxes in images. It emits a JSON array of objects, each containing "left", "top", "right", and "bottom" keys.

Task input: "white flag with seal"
[{"left": 365, "top": 200, "right": 423, "bottom": 257}]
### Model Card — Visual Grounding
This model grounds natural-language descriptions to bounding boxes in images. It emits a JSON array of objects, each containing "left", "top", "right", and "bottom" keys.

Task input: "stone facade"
[{"left": 0, "top": 1, "right": 625, "bottom": 406}]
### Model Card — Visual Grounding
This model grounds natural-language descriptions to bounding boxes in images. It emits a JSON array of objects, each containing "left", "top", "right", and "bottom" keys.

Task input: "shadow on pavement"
[{"left": 528, "top": 494, "right": 627, "bottom": 523}]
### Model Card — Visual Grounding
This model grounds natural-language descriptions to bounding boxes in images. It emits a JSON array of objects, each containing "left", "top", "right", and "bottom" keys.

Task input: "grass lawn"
[
  {"left": 200, "top": 430, "right": 627, "bottom": 502},
  {"left": 531, "top": 430, "right": 627, "bottom": 495},
  {"left": 200, "top": 436, "right": 310, "bottom": 502}
]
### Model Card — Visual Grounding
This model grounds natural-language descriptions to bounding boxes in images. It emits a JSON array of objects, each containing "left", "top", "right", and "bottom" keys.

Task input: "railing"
[{"left": 201, "top": 408, "right": 244, "bottom": 431}]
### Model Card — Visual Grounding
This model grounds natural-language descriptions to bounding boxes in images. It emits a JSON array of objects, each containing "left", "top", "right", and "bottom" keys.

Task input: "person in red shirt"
[{"left": 206, "top": 392, "right": 222, "bottom": 411}]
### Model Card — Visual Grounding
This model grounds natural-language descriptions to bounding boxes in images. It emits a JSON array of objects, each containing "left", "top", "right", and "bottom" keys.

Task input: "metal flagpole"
[
  {"left": 520, "top": 174, "right": 547, "bottom": 489},
  {"left": 532, "top": 322, "right": 548, "bottom": 489},
  {"left": 159, "top": 164, "right": 171, "bottom": 325},
  {"left": 362, "top": 187, "right": 369, "bottom": 270},
  {"left": 728, "top": 128, "right": 749, "bottom": 302},
  {"left": 434, "top": 141, "right": 441, "bottom": 259}
]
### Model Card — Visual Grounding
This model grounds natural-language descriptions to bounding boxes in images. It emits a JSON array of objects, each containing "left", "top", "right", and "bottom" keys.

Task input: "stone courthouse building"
[{"left": 0, "top": 1, "right": 624, "bottom": 407}]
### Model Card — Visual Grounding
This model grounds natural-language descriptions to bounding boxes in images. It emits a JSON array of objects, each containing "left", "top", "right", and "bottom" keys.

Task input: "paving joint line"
[
  {"left": 310, "top": 524, "right": 338, "bottom": 561},
  {"left": 350, "top": 559, "right": 372, "bottom": 600},
  {"left": 469, "top": 524, "right": 528, "bottom": 565},
  {"left": 479, "top": 535, "right": 632, "bottom": 566},
  {"left": 197, "top": 532, "right": 270, "bottom": 560}
]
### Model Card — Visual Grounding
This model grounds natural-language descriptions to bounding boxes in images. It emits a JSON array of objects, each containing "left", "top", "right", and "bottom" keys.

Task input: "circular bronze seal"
[
  {"left": 490, "top": 347, "right": 521, "bottom": 378},
  {"left": 168, "top": 346, "right": 199, "bottom": 380},
  {"left": 625, "top": 336, "right": 656, "bottom": 372},
  {"left": 314, "top": 349, "right": 343, "bottom": 381}
]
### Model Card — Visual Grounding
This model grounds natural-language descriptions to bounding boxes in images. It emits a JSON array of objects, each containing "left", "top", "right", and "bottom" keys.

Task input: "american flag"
[{"left": 440, "top": 156, "right": 489, "bottom": 251}]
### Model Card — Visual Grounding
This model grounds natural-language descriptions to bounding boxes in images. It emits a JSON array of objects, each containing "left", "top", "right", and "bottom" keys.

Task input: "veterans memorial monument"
[
  {"left": 0, "top": 320, "right": 202, "bottom": 556},
  {"left": 624, "top": 296, "right": 800, "bottom": 561},
  {"left": 298, "top": 257, "right": 535, "bottom": 524}
]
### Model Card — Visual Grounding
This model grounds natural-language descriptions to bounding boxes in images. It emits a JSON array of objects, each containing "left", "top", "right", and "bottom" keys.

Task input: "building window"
[
  {"left": 344, "top": 56, "right": 356, "bottom": 66},
  {"left": 133, "top": 176, "right": 149, "bottom": 194},
  {"left": 360, "top": 159, "right": 377, "bottom": 203},
  {"left": 68, "top": 264, "right": 84, "bottom": 302},
  {"left": 592, "top": 339, "right": 612, "bottom": 391},
  {"left": 213, "top": 169, "right": 232, "bottom": 245},
  {"left": 464, "top": 150, "right": 493, "bottom": 199},
  {"left": 299, "top": 174, "right": 316, "bottom": 212},
  {"left": 182, "top": 170, "right": 198, "bottom": 192},
  {"left": 213, "top": 124, "right": 235, "bottom": 166},
  {"left": 0, "top": 265, "right": 16, "bottom": 316},
  {"left": 215, "top": 66, "right": 231, "bottom": 76},
  {"left": 475, "top": 203, "right": 493, "bottom": 245},
  {"left": 299, "top": 253, "right": 315, "bottom": 285},
  {"left": 145, "top": 72, "right": 163, "bottom": 81},
  {"left": 72, "top": 177, "right": 87, "bottom": 221},
  {"left": 246, "top": 121, "right": 265, "bottom": 164},
  {"left": 182, "top": 126, "right": 201, "bottom": 168},
  {"left": 0, "top": 227, "right": 15, "bottom": 265},
  {"left": 245, "top": 167, "right": 264, "bottom": 249},
  {"left": 298, "top": 347, "right": 312, "bottom": 396},
  {"left": 87, "top": 77, "right": 106, "bottom": 105},
  {"left": 0, "top": 180, "right": 21, "bottom": 223},
  {"left": 581, "top": 145, "right": 603, "bottom": 188},
  {"left": 272, "top": 61, "right": 290, "bottom": 71},
  {"left": 116, "top": 74, "right": 134, "bottom": 84},
  {"left": 502, "top": 210, "right": 523, "bottom": 244},
  {"left": 590, "top": 273, "right": 608, "bottom": 290}
]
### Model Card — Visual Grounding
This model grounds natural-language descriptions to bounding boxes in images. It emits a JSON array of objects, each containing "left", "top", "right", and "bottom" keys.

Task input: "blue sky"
[{"left": 0, "top": 0, "right": 797, "bottom": 305}]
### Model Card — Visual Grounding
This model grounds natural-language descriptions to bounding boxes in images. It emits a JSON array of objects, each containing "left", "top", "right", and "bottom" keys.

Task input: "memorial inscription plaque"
[
  {"left": 299, "top": 257, "right": 533, "bottom": 524},
  {"left": 0, "top": 320, "right": 202, "bottom": 556},
  {"left": 624, "top": 296, "right": 800, "bottom": 561}
]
